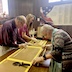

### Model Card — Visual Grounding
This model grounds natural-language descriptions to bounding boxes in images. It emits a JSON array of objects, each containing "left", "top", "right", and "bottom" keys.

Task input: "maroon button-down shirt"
[{"left": 0, "top": 19, "right": 25, "bottom": 47}]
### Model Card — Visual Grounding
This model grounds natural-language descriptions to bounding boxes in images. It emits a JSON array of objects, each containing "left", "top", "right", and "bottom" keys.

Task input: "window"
[
  {"left": 62, "top": 0, "right": 72, "bottom": 1},
  {"left": 49, "top": 0, "right": 61, "bottom": 3},
  {"left": 2, "top": 0, "right": 8, "bottom": 14}
]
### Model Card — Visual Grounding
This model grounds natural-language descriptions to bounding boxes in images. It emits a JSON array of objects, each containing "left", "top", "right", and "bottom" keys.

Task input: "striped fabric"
[
  {"left": 50, "top": 28, "right": 72, "bottom": 72},
  {"left": 52, "top": 28, "right": 72, "bottom": 61}
]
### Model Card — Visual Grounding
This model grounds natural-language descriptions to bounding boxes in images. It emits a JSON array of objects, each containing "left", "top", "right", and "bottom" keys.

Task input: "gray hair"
[{"left": 41, "top": 24, "right": 54, "bottom": 34}]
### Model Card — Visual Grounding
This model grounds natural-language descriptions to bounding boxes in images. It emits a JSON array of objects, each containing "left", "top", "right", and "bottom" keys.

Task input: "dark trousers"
[{"left": 62, "top": 60, "right": 72, "bottom": 72}]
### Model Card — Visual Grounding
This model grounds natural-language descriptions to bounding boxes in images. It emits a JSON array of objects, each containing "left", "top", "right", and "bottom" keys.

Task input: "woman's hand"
[
  {"left": 32, "top": 56, "right": 44, "bottom": 65},
  {"left": 31, "top": 37, "right": 38, "bottom": 42},
  {"left": 42, "top": 44, "right": 52, "bottom": 50}
]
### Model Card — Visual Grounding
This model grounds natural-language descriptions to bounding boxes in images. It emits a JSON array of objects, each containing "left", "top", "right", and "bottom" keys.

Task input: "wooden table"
[
  {"left": 28, "top": 66, "right": 49, "bottom": 72},
  {"left": 28, "top": 39, "right": 47, "bottom": 47},
  {"left": 0, "top": 40, "right": 51, "bottom": 72},
  {"left": 0, "top": 48, "right": 49, "bottom": 72},
  {"left": 0, "top": 46, "right": 44, "bottom": 72},
  {"left": 0, "top": 49, "right": 17, "bottom": 62}
]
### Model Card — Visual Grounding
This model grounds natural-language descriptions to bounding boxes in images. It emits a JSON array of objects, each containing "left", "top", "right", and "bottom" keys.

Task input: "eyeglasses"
[
  {"left": 42, "top": 32, "right": 47, "bottom": 38},
  {"left": 13, "top": 62, "right": 30, "bottom": 67}
]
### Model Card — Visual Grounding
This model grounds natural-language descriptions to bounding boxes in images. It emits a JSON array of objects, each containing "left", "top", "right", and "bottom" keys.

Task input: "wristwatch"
[{"left": 43, "top": 54, "right": 46, "bottom": 60}]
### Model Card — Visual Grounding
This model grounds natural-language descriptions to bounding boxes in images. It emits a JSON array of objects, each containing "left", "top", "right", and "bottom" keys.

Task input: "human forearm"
[
  {"left": 45, "top": 53, "right": 53, "bottom": 59},
  {"left": 50, "top": 50, "right": 62, "bottom": 62},
  {"left": 17, "top": 36, "right": 25, "bottom": 43},
  {"left": 32, "top": 53, "right": 52, "bottom": 65},
  {"left": 5, "top": 42, "right": 18, "bottom": 47},
  {"left": 22, "top": 34, "right": 31, "bottom": 42}
]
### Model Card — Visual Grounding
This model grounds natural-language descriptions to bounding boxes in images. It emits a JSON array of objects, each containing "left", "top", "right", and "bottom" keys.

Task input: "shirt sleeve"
[
  {"left": 17, "top": 31, "right": 25, "bottom": 44},
  {"left": 51, "top": 34, "right": 64, "bottom": 62},
  {"left": 4, "top": 26, "right": 18, "bottom": 47}
]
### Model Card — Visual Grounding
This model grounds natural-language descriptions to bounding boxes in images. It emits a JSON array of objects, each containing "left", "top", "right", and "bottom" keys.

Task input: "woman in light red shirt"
[{"left": 18, "top": 14, "right": 36, "bottom": 42}]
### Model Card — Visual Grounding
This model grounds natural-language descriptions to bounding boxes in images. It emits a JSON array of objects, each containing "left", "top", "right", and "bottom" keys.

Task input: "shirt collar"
[{"left": 12, "top": 19, "right": 16, "bottom": 30}]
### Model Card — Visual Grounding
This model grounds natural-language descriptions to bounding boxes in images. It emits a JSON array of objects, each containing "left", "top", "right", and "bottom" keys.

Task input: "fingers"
[
  {"left": 19, "top": 44, "right": 27, "bottom": 49},
  {"left": 42, "top": 45, "right": 47, "bottom": 49},
  {"left": 32, "top": 59, "right": 37, "bottom": 65},
  {"left": 31, "top": 38, "right": 38, "bottom": 42},
  {"left": 42, "top": 44, "right": 51, "bottom": 49},
  {"left": 32, "top": 57, "right": 40, "bottom": 65},
  {"left": 32, "top": 57, "right": 44, "bottom": 65},
  {"left": 26, "top": 43, "right": 33, "bottom": 46}
]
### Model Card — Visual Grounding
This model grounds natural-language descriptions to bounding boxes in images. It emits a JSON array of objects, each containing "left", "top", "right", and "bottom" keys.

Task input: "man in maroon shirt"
[{"left": 0, "top": 15, "right": 27, "bottom": 48}]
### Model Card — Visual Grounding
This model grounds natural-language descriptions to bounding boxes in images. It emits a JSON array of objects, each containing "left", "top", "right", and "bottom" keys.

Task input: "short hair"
[
  {"left": 16, "top": 15, "right": 26, "bottom": 23},
  {"left": 41, "top": 24, "right": 54, "bottom": 34}
]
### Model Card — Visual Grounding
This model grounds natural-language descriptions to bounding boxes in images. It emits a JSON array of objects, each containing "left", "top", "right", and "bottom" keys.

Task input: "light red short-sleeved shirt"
[{"left": 18, "top": 24, "right": 29, "bottom": 37}]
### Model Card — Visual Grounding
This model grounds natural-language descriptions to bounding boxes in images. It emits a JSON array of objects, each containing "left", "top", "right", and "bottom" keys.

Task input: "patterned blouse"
[
  {"left": 51, "top": 28, "right": 72, "bottom": 62},
  {"left": 49, "top": 28, "right": 72, "bottom": 72}
]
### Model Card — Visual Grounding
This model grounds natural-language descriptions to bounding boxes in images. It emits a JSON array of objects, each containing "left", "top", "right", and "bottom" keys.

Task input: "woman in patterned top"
[{"left": 32, "top": 24, "right": 72, "bottom": 72}]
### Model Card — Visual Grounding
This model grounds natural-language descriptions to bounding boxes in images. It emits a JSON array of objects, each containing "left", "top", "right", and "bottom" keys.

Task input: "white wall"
[{"left": 47, "top": 4, "right": 72, "bottom": 25}]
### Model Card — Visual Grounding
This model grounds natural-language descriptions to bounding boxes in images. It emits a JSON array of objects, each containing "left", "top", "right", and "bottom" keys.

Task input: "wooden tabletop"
[
  {"left": 0, "top": 40, "right": 51, "bottom": 72},
  {"left": 0, "top": 48, "right": 49, "bottom": 72},
  {"left": 28, "top": 66, "right": 49, "bottom": 72},
  {"left": 0, "top": 49, "right": 17, "bottom": 62}
]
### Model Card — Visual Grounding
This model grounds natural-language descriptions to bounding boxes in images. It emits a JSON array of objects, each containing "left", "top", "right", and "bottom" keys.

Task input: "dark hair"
[
  {"left": 40, "top": 18, "right": 46, "bottom": 23},
  {"left": 40, "top": 18, "right": 53, "bottom": 26}
]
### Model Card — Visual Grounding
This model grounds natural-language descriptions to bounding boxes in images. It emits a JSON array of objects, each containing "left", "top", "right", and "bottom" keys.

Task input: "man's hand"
[{"left": 18, "top": 43, "right": 27, "bottom": 49}]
